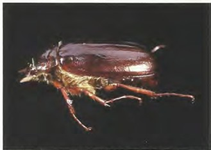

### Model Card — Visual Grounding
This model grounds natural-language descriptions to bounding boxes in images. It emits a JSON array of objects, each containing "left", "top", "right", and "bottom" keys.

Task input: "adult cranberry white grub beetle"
[{"left": 19, "top": 41, "right": 194, "bottom": 131}]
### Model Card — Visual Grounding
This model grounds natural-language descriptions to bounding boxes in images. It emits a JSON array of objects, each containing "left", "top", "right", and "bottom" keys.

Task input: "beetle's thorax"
[{"left": 52, "top": 66, "right": 109, "bottom": 95}]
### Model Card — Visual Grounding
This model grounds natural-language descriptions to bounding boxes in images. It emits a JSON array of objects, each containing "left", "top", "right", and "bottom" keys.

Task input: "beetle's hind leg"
[
  {"left": 60, "top": 89, "right": 92, "bottom": 131},
  {"left": 104, "top": 83, "right": 195, "bottom": 102}
]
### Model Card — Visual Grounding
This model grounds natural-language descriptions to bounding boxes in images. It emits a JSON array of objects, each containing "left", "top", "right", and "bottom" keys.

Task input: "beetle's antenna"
[
  {"left": 32, "top": 58, "right": 35, "bottom": 67},
  {"left": 58, "top": 41, "right": 62, "bottom": 49},
  {"left": 151, "top": 45, "right": 166, "bottom": 53},
  {"left": 56, "top": 41, "right": 62, "bottom": 66}
]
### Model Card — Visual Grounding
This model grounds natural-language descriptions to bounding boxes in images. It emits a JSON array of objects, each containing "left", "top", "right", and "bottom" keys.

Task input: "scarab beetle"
[{"left": 19, "top": 41, "right": 194, "bottom": 131}]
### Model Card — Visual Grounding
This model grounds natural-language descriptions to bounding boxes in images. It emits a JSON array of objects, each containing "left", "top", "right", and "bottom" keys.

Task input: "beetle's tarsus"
[
  {"left": 85, "top": 127, "right": 93, "bottom": 131},
  {"left": 138, "top": 99, "right": 143, "bottom": 106},
  {"left": 104, "top": 103, "right": 111, "bottom": 107},
  {"left": 105, "top": 95, "right": 142, "bottom": 105},
  {"left": 155, "top": 93, "right": 195, "bottom": 102},
  {"left": 68, "top": 104, "right": 93, "bottom": 131},
  {"left": 190, "top": 96, "right": 195, "bottom": 104},
  {"left": 151, "top": 45, "right": 166, "bottom": 53},
  {"left": 69, "top": 105, "right": 93, "bottom": 131}
]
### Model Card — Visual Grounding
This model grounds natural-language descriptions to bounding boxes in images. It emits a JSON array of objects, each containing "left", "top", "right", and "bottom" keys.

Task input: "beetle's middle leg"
[
  {"left": 104, "top": 83, "right": 195, "bottom": 102},
  {"left": 79, "top": 89, "right": 142, "bottom": 105},
  {"left": 79, "top": 89, "right": 110, "bottom": 107}
]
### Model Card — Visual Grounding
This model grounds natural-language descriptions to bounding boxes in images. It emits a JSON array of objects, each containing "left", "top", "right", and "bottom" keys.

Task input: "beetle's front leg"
[
  {"left": 104, "top": 83, "right": 195, "bottom": 102},
  {"left": 51, "top": 81, "right": 92, "bottom": 131},
  {"left": 60, "top": 89, "right": 92, "bottom": 131}
]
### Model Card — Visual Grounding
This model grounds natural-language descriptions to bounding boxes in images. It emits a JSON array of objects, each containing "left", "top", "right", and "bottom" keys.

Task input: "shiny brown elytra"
[{"left": 19, "top": 41, "right": 194, "bottom": 131}]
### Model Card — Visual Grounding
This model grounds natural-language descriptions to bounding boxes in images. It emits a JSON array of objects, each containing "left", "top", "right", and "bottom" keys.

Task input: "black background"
[{"left": 4, "top": 3, "right": 208, "bottom": 149}]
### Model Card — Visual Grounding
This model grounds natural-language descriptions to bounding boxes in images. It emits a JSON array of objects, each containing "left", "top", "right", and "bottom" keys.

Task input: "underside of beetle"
[
  {"left": 20, "top": 41, "right": 195, "bottom": 131},
  {"left": 51, "top": 67, "right": 194, "bottom": 131}
]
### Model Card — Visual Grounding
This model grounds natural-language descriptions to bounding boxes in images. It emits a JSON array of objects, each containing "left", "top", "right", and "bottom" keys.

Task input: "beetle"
[{"left": 19, "top": 41, "right": 194, "bottom": 131}]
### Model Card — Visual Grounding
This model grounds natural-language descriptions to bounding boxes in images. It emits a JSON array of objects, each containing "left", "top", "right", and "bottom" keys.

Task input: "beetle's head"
[{"left": 19, "top": 58, "right": 53, "bottom": 84}]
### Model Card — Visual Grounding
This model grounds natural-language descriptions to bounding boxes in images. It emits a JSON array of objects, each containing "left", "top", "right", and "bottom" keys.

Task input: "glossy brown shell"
[{"left": 41, "top": 43, "right": 156, "bottom": 83}]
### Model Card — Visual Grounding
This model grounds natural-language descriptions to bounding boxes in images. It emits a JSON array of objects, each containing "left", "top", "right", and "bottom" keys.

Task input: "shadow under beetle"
[{"left": 19, "top": 41, "right": 194, "bottom": 131}]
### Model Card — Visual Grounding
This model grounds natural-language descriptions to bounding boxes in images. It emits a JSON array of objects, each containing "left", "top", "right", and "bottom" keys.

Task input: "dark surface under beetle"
[{"left": 4, "top": 4, "right": 208, "bottom": 150}]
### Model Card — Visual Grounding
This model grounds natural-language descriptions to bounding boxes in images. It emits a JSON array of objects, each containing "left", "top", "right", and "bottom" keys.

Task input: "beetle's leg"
[
  {"left": 151, "top": 45, "right": 166, "bottom": 53},
  {"left": 105, "top": 95, "right": 142, "bottom": 105},
  {"left": 51, "top": 81, "right": 63, "bottom": 89},
  {"left": 79, "top": 89, "right": 142, "bottom": 106},
  {"left": 78, "top": 89, "right": 110, "bottom": 107},
  {"left": 104, "top": 83, "right": 195, "bottom": 102},
  {"left": 60, "top": 89, "right": 92, "bottom": 131},
  {"left": 51, "top": 82, "right": 92, "bottom": 131}
]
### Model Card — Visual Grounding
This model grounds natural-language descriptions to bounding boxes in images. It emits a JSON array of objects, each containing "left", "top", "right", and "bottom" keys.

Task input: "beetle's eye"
[
  {"left": 65, "top": 57, "right": 73, "bottom": 61},
  {"left": 60, "top": 56, "right": 73, "bottom": 64},
  {"left": 70, "top": 57, "right": 74, "bottom": 61}
]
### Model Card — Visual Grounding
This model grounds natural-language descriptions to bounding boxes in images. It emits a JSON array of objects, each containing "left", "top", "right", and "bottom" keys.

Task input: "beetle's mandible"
[{"left": 19, "top": 41, "right": 194, "bottom": 131}]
